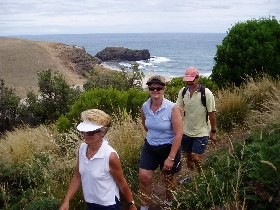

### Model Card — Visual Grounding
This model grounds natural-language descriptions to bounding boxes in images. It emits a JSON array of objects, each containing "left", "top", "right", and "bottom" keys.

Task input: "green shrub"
[
  {"left": 84, "top": 64, "right": 144, "bottom": 91},
  {"left": 165, "top": 76, "right": 218, "bottom": 102},
  {"left": 19, "top": 69, "right": 81, "bottom": 125},
  {"left": 211, "top": 17, "right": 280, "bottom": 88},
  {"left": 0, "top": 79, "right": 20, "bottom": 133},
  {"left": 84, "top": 69, "right": 129, "bottom": 91},
  {"left": 56, "top": 115, "right": 71, "bottom": 132},
  {"left": 242, "top": 126, "right": 280, "bottom": 209},
  {"left": 176, "top": 124, "right": 280, "bottom": 210},
  {"left": 57, "top": 88, "right": 148, "bottom": 132},
  {"left": 24, "top": 198, "right": 60, "bottom": 210},
  {"left": 0, "top": 163, "right": 45, "bottom": 209}
]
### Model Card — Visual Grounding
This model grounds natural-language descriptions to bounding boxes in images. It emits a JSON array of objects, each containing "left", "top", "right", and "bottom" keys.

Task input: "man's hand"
[{"left": 209, "top": 131, "right": 217, "bottom": 145}]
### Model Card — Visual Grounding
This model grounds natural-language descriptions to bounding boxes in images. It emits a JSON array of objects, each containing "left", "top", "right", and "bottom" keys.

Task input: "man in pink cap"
[{"left": 176, "top": 67, "right": 217, "bottom": 182}]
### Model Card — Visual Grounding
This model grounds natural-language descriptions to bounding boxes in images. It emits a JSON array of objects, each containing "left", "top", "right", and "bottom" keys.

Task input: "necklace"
[{"left": 86, "top": 146, "right": 99, "bottom": 159}]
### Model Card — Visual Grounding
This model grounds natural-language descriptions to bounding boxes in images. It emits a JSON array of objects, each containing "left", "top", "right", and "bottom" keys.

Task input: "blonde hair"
[{"left": 81, "top": 109, "right": 112, "bottom": 127}]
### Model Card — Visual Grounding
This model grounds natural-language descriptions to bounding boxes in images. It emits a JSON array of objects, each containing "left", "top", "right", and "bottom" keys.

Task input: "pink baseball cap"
[{"left": 183, "top": 67, "right": 199, "bottom": 82}]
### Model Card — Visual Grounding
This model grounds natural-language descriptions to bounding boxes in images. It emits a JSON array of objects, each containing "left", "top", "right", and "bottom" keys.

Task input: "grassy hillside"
[{"left": 0, "top": 38, "right": 88, "bottom": 97}]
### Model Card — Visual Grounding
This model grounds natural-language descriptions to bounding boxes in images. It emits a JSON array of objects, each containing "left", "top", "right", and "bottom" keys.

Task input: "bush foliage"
[
  {"left": 211, "top": 17, "right": 280, "bottom": 88},
  {"left": 164, "top": 76, "right": 217, "bottom": 102},
  {"left": 0, "top": 80, "right": 20, "bottom": 133},
  {"left": 20, "top": 69, "right": 81, "bottom": 125},
  {"left": 176, "top": 124, "right": 280, "bottom": 209},
  {"left": 56, "top": 87, "right": 148, "bottom": 132},
  {"left": 84, "top": 64, "right": 144, "bottom": 91}
]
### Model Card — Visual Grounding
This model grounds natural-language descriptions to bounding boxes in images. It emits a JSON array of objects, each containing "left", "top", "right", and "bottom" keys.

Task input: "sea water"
[{"left": 12, "top": 33, "right": 226, "bottom": 78}]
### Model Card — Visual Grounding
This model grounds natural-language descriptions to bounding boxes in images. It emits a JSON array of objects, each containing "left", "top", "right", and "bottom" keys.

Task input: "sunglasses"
[
  {"left": 149, "top": 87, "right": 164, "bottom": 91},
  {"left": 82, "top": 130, "right": 101, "bottom": 136}
]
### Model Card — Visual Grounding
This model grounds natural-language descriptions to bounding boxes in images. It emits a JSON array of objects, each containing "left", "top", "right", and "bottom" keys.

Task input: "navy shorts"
[
  {"left": 140, "top": 140, "right": 181, "bottom": 174},
  {"left": 86, "top": 196, "right": 120, "bottom": 210},
  {"left": 181, "top": 135, "right": 208, "bottom": 154}
]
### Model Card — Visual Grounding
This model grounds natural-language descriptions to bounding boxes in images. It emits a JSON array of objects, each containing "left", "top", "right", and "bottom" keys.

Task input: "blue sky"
[{"left": 1, "top": 0, "right": 279, "bottom": 35}]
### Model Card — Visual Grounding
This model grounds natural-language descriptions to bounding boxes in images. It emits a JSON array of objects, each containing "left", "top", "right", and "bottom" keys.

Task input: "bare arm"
[
  {"left": 163, "top": 105, "right": 183, "bottom": 170},
  {"left": 109, "top": 153, "right": 137, "bottom": 210},
  {"left": 208, "top": 111, "right": 217, "bottom": 143},
  {"left": 141, "top": 107, "right": 148, "bottom": 132},
  {"left": 59, "top": 161, "right": 81, "bottom": 210},
  {"left": 170, "top": 105, "right": 183, "bottom": 158}
]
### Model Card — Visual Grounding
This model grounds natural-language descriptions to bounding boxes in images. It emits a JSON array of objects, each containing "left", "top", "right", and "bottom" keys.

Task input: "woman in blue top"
[{"left": 139, "top": 75, "right": 183, "bottom": 210}]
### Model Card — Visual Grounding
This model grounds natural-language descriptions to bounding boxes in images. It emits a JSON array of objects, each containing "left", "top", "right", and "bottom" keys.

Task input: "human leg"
[
  {"left": 139, "top": 168, "right": 154, "bottom": 208},
  {"left": 160, "top": 146, "right": 181, "bottom": 202},
  {"left": 181, "top": 135, "right": 195, "bottom": 170},
  {"left": 139, "top": 141, "right": 160, "bottom": 208},
  {"left": 186, "top": 152, "right": 195, "bottom": 170},
  {"left": 191, "top": 136, "right": 208, "bottom": 173}
]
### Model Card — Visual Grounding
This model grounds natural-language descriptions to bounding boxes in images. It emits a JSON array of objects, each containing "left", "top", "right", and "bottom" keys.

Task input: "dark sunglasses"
[
  {"left": 82, "top": 130, "right": 101, "bottom": 136},
  {"left": 149, "top": 87, "right": 164, "bottom": 91}
]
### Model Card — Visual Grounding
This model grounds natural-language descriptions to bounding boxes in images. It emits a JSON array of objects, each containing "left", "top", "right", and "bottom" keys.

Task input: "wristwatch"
[
  {"left": 168, "top": 156, "right": 175, "bottom": 161},
  {"left": 211, "top": 129, "right": 216, "bottom": 133},
  {"left": 128, "top": 200, "right": 135, "bottom": 206}
]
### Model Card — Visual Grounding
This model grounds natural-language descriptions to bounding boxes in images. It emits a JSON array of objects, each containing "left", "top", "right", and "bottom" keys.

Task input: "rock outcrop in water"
[{"left": 95, "top": 47, "right": 150, "bottom": 61}]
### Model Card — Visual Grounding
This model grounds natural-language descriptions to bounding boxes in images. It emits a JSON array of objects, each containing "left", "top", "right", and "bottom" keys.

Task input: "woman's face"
[
  {"left": 148, "top": 84, "right": 164, "bottom": 99},
  {"left": 82, "top": 130, "right": 103, "bottom": 144}
]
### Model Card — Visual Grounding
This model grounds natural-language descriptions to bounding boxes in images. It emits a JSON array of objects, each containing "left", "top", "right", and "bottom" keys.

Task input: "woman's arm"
[
  {"left": 109, "top": 153, "right": 137, "bottom": 210},
  {"left": 59, "top": 160, "right": 81, "bottom": 210},
  {"left": 141, "top": 107, "right": 148, "bottom": 132},
  {"left": 170, "top": 105, "right": 183, "bottom": 157},
  {"left": 163, "top": 105, "right": 183, "bottom": 170}
]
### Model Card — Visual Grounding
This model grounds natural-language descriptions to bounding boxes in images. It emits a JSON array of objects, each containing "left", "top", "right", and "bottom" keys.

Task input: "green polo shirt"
[{"left": 176, "top": 86, "right": 216, "bottom": 137}]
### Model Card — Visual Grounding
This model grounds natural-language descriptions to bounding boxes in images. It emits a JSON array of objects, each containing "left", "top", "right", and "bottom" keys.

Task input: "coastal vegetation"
[
  {"left": 0, "top": 17, "right": 279, "bottom": 209},
  {"left": 211, "top": 17, "right": 280, "bottom": 87}
]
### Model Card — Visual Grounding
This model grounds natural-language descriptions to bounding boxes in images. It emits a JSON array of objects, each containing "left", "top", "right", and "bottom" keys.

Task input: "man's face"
[{"left": 186, "top": 76, "right": 199, "bottom": 86}]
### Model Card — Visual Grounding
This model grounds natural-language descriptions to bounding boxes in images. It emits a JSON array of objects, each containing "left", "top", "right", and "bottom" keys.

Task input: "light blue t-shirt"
[{"left": 142, "top": 97, "right": 175, "bottom": 146}]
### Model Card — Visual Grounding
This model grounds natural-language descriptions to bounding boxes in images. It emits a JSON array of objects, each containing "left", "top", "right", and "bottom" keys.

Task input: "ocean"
[{"left": 13, "top": 33, "right": 226, "bottom": 78}]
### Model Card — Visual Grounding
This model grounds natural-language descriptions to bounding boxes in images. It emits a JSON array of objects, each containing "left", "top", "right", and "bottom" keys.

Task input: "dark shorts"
[
  {"left": 86, "top": 196, "right": 120, "bottom": 210},
  {"left": 140, "top": 140, "right": 181, "bottom": 174},
  {"left": 181, "top": 135, "right": 208, "bottom": 154}
]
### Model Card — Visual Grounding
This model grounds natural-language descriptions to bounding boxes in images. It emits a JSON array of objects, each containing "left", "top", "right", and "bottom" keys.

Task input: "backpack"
[{"left": 181, "top": 85, "right": 208, "bottom": 123}]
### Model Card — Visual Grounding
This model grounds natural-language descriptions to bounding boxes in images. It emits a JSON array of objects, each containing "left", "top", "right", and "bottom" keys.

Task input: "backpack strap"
[
  {"left": 182, "top": 85, "right": 208, "bottom": 123},
  {"left": 199, "top": 85, "right": 208, "bottom": 123},
  {"left": 181, "top": 86, "right": 188, "bottom": 98}
]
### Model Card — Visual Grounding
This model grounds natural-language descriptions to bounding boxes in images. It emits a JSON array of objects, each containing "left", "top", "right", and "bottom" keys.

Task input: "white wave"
[
  {"left": 119, "top": 62, "right": 132, "bottom": 68},
  {"left": 136, "top": 60, "right": 153, "bottom": 66},
  {"left": 149, "top": 56, "right": 171, "bottom": 63}
]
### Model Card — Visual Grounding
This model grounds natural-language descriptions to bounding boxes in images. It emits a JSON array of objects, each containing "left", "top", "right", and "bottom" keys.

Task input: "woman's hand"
[
  {"left": 163, "top": 157, "right": 174, "bottom": 171},
  {"left": 58, "top": 201, "right": 69, "bottom": 210}
]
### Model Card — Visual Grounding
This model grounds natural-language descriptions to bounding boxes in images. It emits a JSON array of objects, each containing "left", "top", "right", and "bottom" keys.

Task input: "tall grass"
[
  {"left": 109, "top": 111, "right": 145, "bottom": 192},
  {"left": 0, "top": 76, "right": 279, "bottom": 209},
  {"left": 215, "top": 88, "right": 250, "bottom": 132}
]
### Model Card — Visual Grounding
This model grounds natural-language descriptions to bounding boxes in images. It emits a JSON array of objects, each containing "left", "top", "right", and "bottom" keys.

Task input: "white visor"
[{"left": 77, "top": 121, "right": 103, "bottom": 132}]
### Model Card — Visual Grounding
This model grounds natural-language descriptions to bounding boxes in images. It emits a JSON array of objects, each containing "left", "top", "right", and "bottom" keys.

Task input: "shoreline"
[{"left": 101, "top": 63, "right": 173, "bottom": 89}]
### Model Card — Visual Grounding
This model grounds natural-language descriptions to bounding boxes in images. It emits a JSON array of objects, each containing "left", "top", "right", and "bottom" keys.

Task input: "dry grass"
[
  {"left": 0, "top": 38, "right": 86, "bottom": 97},
  {"left": 108, "top": 111, "right": 145, "bottom": 154},
  {"left": 0, "top": 125, "right": 59, "bottom": 166},
  {"left": 244, "top": 77, "right": 280, "bottom": 129}
]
